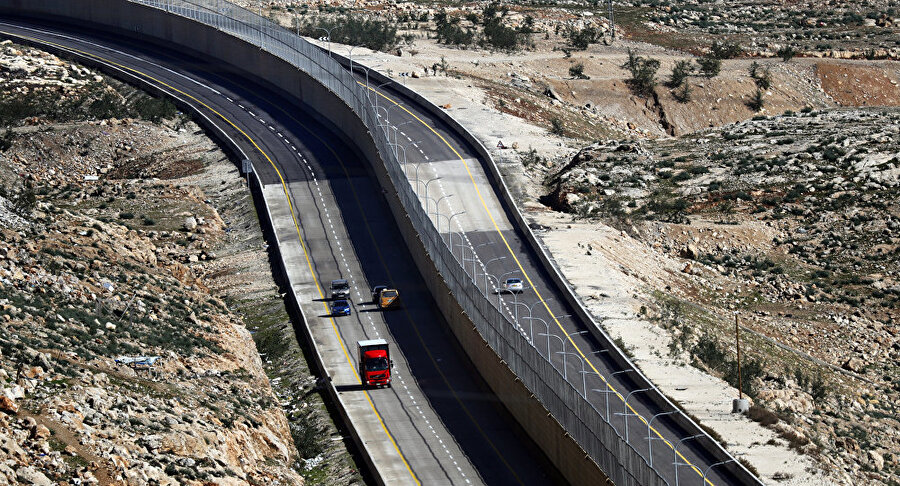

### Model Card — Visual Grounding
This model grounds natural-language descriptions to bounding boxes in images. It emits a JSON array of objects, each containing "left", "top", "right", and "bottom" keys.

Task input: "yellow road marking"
[
  {"left": 267, "top": 102, "right": 525, "bottom": 485},
  {"left": 365, "top": 83, "right": 715, "bottom": 483},
  {"left": 0, "top": 30, "right": 420, "bottom": 484}
]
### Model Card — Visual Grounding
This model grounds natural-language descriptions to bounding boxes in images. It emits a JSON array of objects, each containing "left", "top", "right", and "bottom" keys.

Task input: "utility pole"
[
  {"left": 735, "top": 313, "right": 742, "bottom": 400},
  {"left": 731, "top": 312, "right": 749, "bottom": 413},
  {"left": 607, "top": 0, "right": 616, "bottom": 42}
]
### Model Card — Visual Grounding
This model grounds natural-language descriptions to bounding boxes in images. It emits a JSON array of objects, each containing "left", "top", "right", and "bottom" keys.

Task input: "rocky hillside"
[
  {"left": 539, "top": 107, "right": 900, "bottom": 483},
  {"left": 0, "top": 42, "right": 357, "bottom": 485}
]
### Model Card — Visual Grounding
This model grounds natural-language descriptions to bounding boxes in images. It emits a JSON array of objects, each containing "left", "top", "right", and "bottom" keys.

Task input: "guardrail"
[{"left": 3, "top": 1, "right": 758, "bottom": 484}]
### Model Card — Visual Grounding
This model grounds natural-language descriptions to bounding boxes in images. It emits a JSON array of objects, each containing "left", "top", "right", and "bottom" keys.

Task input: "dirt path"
[{"left": 17, "top": 407, "right": 117, "bottom": 485}]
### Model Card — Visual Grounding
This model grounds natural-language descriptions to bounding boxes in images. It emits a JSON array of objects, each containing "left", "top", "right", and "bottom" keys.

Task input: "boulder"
[
  {"left": 680, "top": 244, "right": 699, "bottom": 260},
  {"left": 30, "top": 424, "right": 51, "bottom": 440},
  {"left": 183, "top": 216, "right": 197, "bottom": 231},
  {"left": 15, "top": 467, "right": 53, "bottom": 486},
  {"left": 869, "top": 450, "right": 885, "bottom": 471},
  {"left": 0, "top": 396, "right": 17, "bottom": 415},
  {"left": 841, "top": 357, "right": 865, "bottom": 372}
]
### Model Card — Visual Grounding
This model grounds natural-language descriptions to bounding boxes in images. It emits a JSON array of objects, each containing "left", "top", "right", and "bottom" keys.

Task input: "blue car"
[{"left": 331, "top": 299, "right": 351, "bottom": 316}]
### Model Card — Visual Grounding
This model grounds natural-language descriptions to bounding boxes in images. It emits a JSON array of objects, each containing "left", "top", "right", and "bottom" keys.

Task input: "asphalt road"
[
  {"left": 358, "top": 65, "right": 753, "bottom": 486},
  {"left": 0, "top": 17, "right": 562, "bottom": 486}
]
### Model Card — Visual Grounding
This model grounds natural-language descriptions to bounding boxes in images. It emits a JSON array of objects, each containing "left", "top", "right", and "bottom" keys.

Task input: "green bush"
[
  {"left": 568, "top": 63, "right": 588, "bottom": 79},
  {"left": 434, "top": 12, "right": 475, "bottom": 45},
  {"left": 622, "top": 50, "right": 660, "bottom": 97},
  {"left": 749, "top": 62, "right": 772, "bottom": 90},
  {"left": 567, "top": 26, "right": 599, "bottom": 50},
  {"left": 133, "top": 96, "right": 177, "bottom": 124},
  {"left": 710, "top": 40, "right": 743, "bottom": 59},
  {"left": 299, "top": 15, "right": 400, "bottom": 52},
  {"left": 667, "top": 59, "right": 694, "bottom": 88},
  {"left": 747, "top": 89, "right": 765, "bottom": 112},
  {"left": 480, "top": 5, "right": 525, "bottom": 52},
  {"left": 119, "top": 212, "right": 134, "bottom": 219},
  {"left": 549, "top": 117, "right": 564, "bottom": 135},
  {"left": 777, "top": 46, "right": 797, "bottom": 62},
  {"left": 673, "top": 80, "right": 692, "bottom": 103},
  {"left": 697, "top": 57, "right": 721, "bottom": 78}
]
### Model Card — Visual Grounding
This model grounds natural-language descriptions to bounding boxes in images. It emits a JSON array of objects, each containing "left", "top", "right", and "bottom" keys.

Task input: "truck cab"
[
  {"left": 331, "top": 279, "right": 350, "bottom": 299},
  {"left": 357, "top": 339, "right": 392, "bottom": 387}
]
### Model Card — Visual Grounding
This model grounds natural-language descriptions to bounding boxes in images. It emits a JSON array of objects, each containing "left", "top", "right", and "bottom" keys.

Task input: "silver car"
[{"left": 503, "top": 277, "right": 524, "bottom": 294}]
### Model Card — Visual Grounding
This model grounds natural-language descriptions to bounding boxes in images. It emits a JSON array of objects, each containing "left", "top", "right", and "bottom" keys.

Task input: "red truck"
[{"left": 357, "top": 339, "right": 392, "bottom": 388}]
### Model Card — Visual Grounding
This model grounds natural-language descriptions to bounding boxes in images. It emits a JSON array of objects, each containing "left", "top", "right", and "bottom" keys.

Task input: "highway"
[
  {"left": 352, "top": 60, "right": 753, "bottom": 486},
  {"left": 0, "top": 17, "right": 562, "bottom": 486}
]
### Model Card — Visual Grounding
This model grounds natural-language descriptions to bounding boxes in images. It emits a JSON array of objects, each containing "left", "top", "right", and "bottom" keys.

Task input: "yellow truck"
[{"left": 371, "top": 285, "right": 400, "bottom": 309}]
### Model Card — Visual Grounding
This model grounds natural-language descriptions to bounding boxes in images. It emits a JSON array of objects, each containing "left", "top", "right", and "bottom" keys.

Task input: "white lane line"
[{"left": 236, "top": 103, "right": 470, "bottom": 482}]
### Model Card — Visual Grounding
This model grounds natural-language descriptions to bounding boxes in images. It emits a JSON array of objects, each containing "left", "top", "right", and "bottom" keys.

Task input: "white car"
[{"left": 503, "top": 278, "right": 524, "bottom": 294}]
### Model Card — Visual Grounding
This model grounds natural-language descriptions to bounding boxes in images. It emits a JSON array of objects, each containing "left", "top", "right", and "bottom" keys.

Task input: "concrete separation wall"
[
  {"left": 0, "top": 2, "right": 633, "bottom": 484},
  {"left": 0, "top": 8, "right": 386, "bottom": 485},
  {"left": 328, "top": 52, "right": 762, "bottom": 484}
]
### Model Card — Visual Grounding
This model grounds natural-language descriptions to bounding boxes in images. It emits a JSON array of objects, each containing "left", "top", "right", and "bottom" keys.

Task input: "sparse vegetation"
[
  {"left": 697, "top": 57, "right": 721, "bottom": 78},
  {"left": 568, "top": 62, "right": 589, "bottom": 79},
  {"left": 747, "top": 88, "right": 766, "bottom": 112},
  {"left": 622, "top": 50, "right": 660, "bottom": 97},
  {"left": 709, "top": 40, "right": 743, "bottom": 59},
  {"left": 298, "top": 15, "right": 402, "bottom": 51},
  {"left": 667, "top": 59, "right": 694, "bottom": 88}
]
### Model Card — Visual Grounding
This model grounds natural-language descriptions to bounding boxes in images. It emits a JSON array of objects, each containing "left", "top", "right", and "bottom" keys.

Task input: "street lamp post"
[
  {"left": 556, "top": 351, "right": 587, "bottom": 392},
  {"left": 371, "top": 81, "right": 393, "bottom": 128},
  {"left": 391, "top": 120, "right": 415, "bottom": 147},
  {"left": 483, "top": 254, "right": 507, "bottom": 279},
  {"left": 425, "top": 193, "right": 453, "bottom": 221},
  {"left": 314, "top": 27, "right": 336, "bottom": 57},
  {"left": 421, "top": 176, "right": 441, "bottom": 216},
  {"left": 647, "top": 411, "right": 677, "bottom": 466},
  {"left": 346, "top": 45, "right": 359, "bottom": 76},
  {"left": 387, "top": 142, "right": 407, "bottom": 167},
  {"left": 703, "top": 459, "right": 735, "bottom": 485},
  {"left": 444, "top": 211, "right": 466, "bottom": 247},
  {"left": 674, "top": 434, "right": 704, "bottom": 486},
  {"left": 483, "top": 272, "right": 502, "bottom": 306},
  {"left": 358, "top": 63, "right": 383, "bottom": 101},
  {"left": 604, "top": 369, "right": 634, "bottom": 421},
  {"left": 622, "top": 388, "right": 652, "bottom": 444},
  {"left": 429, "top": 208, "right": 465, "bottom": 249},
  {"left": 538, "top": 332, "right": 565, "bottom": 372}
]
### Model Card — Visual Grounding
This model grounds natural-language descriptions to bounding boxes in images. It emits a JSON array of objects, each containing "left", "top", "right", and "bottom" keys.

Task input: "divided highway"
[
  {"left": 349, "top": 59, "right": 756, "bottom": 485},
  {"left": 0, "top": 17, "right": 560, "bottom": 486}
]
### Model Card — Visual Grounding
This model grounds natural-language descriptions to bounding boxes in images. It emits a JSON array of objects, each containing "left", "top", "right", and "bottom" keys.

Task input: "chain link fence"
[{"left": 125, "top": 1, "right": 695, "bottom": 484}]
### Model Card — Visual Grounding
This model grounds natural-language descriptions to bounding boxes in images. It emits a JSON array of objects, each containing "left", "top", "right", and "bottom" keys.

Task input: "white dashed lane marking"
[{"left": 219, "top": 93, "right": 471, "bottom": 484}]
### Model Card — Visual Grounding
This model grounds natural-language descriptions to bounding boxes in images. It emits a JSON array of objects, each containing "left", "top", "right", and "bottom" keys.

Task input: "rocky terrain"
[
  {"left": 619, "top": 0, "right": 899, "bottom": 58},
  {"left": 537, "top": 107, "right": 900, "bottom": 483},
  {"left": 0, "top": 42, "right": 357, "bottom": 484},
  {"left": 286, "top": 1, "right": 900, "bottom": 478}
]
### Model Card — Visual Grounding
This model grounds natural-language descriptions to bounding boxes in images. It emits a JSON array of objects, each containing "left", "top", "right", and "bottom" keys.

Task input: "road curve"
[
  {"left": 0, "top": 16, "right": 562, "bottom": 486},
  {"left": 348, "top": 54, "right": 756, "bottom": 486}
]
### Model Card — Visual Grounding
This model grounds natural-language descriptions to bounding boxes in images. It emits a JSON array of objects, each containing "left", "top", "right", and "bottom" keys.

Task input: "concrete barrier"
[
  {"left": 327, "top": 51, "right": 761, "bottom": 485},
  {"left": 0, "top": 15, "right": 385, "bottom": 484}
]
